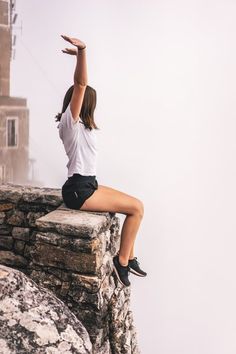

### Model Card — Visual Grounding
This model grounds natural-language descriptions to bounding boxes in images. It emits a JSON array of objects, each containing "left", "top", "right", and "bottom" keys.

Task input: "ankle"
[
  {"left": 117, "top": 251, "right": 135, "bottom": 262},
  {"left": 118, "top": 255, "right": 128, "bottom": 267}
]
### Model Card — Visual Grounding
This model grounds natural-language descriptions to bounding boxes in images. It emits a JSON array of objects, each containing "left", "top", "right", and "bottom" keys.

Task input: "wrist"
[{"left": 77, "top": 45, "right": 86, "bottom": 51}]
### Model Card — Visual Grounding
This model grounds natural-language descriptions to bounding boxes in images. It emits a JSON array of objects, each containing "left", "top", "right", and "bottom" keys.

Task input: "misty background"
[{"left": 11, "top": 0, "right": 236, "bottom": 353}]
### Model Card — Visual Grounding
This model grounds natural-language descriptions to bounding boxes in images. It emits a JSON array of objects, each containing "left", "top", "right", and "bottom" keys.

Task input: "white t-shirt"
[{"left": 57, "top": 104, "right": 98, "bottom": 177}]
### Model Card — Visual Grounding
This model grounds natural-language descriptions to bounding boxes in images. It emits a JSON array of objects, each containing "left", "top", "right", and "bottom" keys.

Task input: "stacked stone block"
[{"left": 0, "top": 183, "right": 140, "bottom": 354}]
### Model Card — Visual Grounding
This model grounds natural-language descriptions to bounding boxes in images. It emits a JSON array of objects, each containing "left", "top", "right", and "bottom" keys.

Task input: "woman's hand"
[
  {"left": 61, "top": 35, "right": 86, "bottom": 50},
  {"left": 62, "top": 47, "right": 78, "bottom": 56}
]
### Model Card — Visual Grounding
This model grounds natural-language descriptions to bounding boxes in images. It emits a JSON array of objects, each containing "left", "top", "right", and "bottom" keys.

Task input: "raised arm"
[{"left": 61, "top": 35, "right": 88, "bottom": 121}]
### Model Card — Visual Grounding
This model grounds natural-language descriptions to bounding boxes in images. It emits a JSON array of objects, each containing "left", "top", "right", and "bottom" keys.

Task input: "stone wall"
[{"left": 0, "top": 183, "right": 140, "bottom": 354}]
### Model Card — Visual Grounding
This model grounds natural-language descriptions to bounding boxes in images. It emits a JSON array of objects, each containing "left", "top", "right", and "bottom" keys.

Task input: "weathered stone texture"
[
  {"left": 0, "top": 183, "right": 141, "bottom": 354},
  {"left": 0, "top": 264, "right": 92, "bottom": 354}
]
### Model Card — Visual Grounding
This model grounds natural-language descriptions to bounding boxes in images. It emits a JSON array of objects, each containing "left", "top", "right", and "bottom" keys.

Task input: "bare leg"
[
  {"left": 118, "top": 214, "right": 142, "bottom": 265},
  {"left": 79, "top": 185, "right": 144, "bottom": 266},
  {"left": 129, "top": 244, "right": 135, "bottom": 260},
  {"left": 118, "top": 242, "right": 135, "bottom": 259}
]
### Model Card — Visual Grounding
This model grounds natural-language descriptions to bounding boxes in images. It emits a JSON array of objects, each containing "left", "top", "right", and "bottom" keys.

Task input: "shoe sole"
[
  {"left": 129, "top": 268, "right": 147, "bottom": 277},
  {"left": 112, "top": 262, "right": 130, "bottom": 287}
]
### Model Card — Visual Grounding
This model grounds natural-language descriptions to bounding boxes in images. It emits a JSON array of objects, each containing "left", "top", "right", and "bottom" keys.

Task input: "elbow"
[{"left": 74, "top": 79, "right": 88, "bottom": 87}]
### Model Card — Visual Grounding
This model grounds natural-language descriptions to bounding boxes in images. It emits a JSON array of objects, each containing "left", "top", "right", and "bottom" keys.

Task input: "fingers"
[
  {"left": 61, "top": 49, "right": 70, "bottom": 54},
  {"left": 61, "top": 47, "right": 77, "bottom": 55},
  {"left": 62, "top": 47, "right": 76, "bottom": 52},
  {"left": 61, "top": 34, "right": 69, "bottom": 40},
  {"left": 61, "top": 50, "right": 71, "bottom": 54},
  {"left": 61, "top": 34, "right": 72, "bottom": 43},
  {"left": 60, "top": 35, "right": 85, "bottom": 51}
]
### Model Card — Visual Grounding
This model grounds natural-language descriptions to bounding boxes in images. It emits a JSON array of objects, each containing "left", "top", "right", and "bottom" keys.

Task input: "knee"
[{"left": 133, "top": 199, "right": 144, "bottom": 218}]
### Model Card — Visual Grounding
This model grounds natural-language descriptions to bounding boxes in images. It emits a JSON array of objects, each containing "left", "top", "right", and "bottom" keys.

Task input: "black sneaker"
[
  {"left": 113, "top": 255, "right": 131, "bottom": 287},
  {"left": 128, "top": 257, "right": 147, "bottom": 277}
]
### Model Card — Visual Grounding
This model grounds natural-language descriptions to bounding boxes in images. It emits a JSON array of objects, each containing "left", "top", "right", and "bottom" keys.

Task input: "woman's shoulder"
[{"left": 61, "top": 104, "right": 82, "bottom": 129}]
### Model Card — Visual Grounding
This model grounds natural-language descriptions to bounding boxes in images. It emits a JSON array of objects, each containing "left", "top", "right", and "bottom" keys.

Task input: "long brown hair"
[{"left": 55, "top": 84, "right": 99, "bottom": 131}]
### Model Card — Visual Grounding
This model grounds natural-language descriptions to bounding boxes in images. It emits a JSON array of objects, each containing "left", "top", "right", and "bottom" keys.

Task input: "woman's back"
[{"left": 58, "top": 104, "right": 98, "bottom": 177}]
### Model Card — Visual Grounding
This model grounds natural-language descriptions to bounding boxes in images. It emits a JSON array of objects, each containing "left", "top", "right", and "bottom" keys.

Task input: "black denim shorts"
[{"left": 61, "top": 173, "right": 98, "bottom": 210}]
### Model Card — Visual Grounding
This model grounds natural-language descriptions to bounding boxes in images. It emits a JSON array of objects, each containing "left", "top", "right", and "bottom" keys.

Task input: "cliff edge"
[{"left": 0, "top": 183, "right": 140, "bottom": 354}]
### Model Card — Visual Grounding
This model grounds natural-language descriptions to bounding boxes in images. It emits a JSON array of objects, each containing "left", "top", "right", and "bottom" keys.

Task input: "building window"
[
  {"left": 6, "top": 116, "right": 18, "bottom": 147},
  {"left": 0, "top": 165, "right": 6, "bottom": 183}
]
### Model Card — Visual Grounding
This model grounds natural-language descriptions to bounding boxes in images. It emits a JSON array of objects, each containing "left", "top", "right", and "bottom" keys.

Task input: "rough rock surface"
[
  {"left": 0, "top": 264, "right": 92, "bottom": 354},
  {"left": 0, "top": 183, "right": 141, "bottom": 354}
]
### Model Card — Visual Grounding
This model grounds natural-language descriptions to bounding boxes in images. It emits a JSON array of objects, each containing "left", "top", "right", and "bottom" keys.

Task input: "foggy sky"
[{"left": 11, "top": 1, "right": 236, "bottom": 353}]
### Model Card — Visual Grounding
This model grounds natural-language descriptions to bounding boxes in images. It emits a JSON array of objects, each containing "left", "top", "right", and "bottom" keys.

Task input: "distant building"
[{"left": 0, "top": 0, "right": 37, "bottom": 185}]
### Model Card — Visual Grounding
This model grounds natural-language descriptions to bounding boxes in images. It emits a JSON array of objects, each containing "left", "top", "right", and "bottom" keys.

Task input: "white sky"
[{"left": 11, "top": 0, "right": 236, "bottom": 353}]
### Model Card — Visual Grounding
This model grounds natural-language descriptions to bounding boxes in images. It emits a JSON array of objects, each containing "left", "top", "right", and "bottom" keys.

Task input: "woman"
[{"left": 56, "top": 34, "right": 147, "bottom": 287}]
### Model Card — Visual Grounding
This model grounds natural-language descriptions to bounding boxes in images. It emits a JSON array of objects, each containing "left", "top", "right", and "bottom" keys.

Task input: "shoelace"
[{"left": 130, "top": 257, "right": 140, "bottom": 266}]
